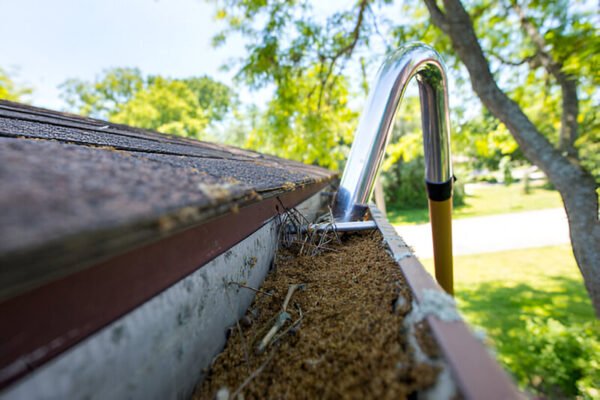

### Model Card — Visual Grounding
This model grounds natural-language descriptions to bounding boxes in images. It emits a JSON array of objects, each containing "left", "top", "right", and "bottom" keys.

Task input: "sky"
[
  {"left": 0, "top": 0, "right": 247, "bottom": 109},
  {"left": 1, "top": 0, "right": 378, "bottom": 112},
  {"left": 0, "top": 0, "right": 422, "bottom": 113}
]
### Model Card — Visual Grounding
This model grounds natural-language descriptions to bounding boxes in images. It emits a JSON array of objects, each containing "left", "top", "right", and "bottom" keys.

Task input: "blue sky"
[
  {"left": 0, "top": 0, "right": 439, "bottom": 113},
  {"left": 0, "top": 0, "right": 246, "bottom": 109},
  {"left": 1, "top": 0, "right": 369, "bottom": 111}
]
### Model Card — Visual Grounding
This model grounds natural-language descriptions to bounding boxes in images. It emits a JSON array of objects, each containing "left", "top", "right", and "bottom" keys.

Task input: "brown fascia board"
[{"left": 369, "top": 205, "right": 523, "bottom": 400}]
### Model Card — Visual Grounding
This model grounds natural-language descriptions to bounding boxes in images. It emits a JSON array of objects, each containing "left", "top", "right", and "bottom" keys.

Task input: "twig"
[
  {"left": 290, "top": 240, "right": 339, "bottom": 253},
  {"left": 299, "top": 234, "right": 309, "bottom": 256},
  {"left": 328, "top": 206, "right": 341, "bottom": 243},
  {"left": 272, "top": 304, "right": 304, "bottom": 345},
  {"left": 282, "top": 283, "right": 306, "bottom": 312},
  {"left": 256, "top": 283, "right": 306, "bottom": 353},
  {"left": 228, "top": 281, "right": 273, "bottom": 297},
  {"left": 230, "top": 351, "right": 276, "bottom": 399},
  {"left": 256, "top": 311, "right": 291, "bottom": 354},
  {"left": 303, "top": 355, "right": 325, "bottom": 369},
  {"left": 272, "top": 314, "right": 303, "bottom": 345}
]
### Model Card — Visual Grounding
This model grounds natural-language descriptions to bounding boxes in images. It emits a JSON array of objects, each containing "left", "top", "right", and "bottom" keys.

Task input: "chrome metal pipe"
[
  {"left": 288, "top": 221, "right": 377, "bottom": 234},
  {"left": 333, "top": 43, "right": 452, "bottom": 221}
]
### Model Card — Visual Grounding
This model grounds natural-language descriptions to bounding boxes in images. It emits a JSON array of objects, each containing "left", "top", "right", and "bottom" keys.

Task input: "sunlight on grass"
[
  {"left": 421, "top": 246, "right": 599, "bottom": 398},
  {"left": 454, "top": 184, "right": 563, "bottom": 218},
  {"left": 388, "top": 184, "right": 563, "bottom": 225},
  {"left": 421, "top": 245, "right": 594, "bottom": 326}
]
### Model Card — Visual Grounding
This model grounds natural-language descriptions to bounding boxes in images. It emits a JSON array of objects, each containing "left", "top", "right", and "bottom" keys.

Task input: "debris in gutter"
[
  {"left": 256, "top": 283, "right": 305, "bottom": 354},
  {"left": 195, "top": 232, "right": 443, "bottom": 399},
  {"left": 281, "top": 283, "right": 306, "bottom": 312},
  {"left": 255, "top": 311, "right": 291, "bottom": 354},
  {"left": 227, "top": 281, "right": 273, "bottom": 297}
]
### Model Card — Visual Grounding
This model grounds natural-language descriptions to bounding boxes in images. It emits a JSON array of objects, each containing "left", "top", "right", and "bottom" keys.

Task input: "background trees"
[
  {"left": 243, "top": 66, "right": 357, "bottom": 170},
  {"left": 0, "top": 68, "right": 31, "bottom": 102},
  {"left": 60, "top": 68, "right": 235, "bottom": 139}
]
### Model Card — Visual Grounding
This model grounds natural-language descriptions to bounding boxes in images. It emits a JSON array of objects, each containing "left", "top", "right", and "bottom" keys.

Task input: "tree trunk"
[
  {"left": 423, "top": 0, "right": 600, "bottom": 316},
  {"left": 511, "top": 1, "right": 580, "bottom": 157}
]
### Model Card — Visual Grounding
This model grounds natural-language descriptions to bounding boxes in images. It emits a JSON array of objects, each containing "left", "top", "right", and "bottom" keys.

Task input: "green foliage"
[
  {"left": 61, "top": 68, "right": 144, "bottom": 119},
  {"left": 111, "top": 78, "right": 208, "bottom": 139},
  {"left": 0, "top": 67, "right": 32, "bottom": 102},
  {"left": 210, "top": 0, "right": 598, "bottom": 188},
  {"left": 380, "top": 97, "right": 427, "bottom": 208},
  {"left": 60, "top": 68, "right": 234, "bottom": 139},
  {"left": 382, "top": 157, "right": 428, "bottom": 209},
  {"left": 576, "top": 99, "right": 600, "bottom": 183},
  {"left": 472, "top": 0, "right": 599, "bottom": 175},
  {"left": 382, "top": 156, "right": 465, "bottom": 210},
  {"left": 182, "top": 76, "right": 234, "bottom": 122},
  {"left": 212, "top": 0, "right": 373, "bottom": 90},
  {"left": 515, "top": 318, "right": 599, "bottom": 398},
  {"left": 209, "top": 0, "right": 375, "bottom": 169},
  {"left": 422, "top": 245, "right": 599, "bottom": 399},
  {"left": 453, "top": 110, "right": 521, "bottom": 171},
  {"left": 243, "top": 66, "right": 357, "bottom": 170}
]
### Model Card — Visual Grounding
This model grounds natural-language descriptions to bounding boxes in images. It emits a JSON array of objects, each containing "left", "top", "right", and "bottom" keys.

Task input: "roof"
[{"left": 0, "top": 100, "right": 335, "bottom": 300}]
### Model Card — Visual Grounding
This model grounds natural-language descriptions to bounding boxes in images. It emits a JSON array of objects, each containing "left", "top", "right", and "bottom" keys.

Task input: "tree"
[
  {"left": 244, "top": 65, "right": 357, "bottom": 170},
  {"left": 210, "top": 0, "right": 600, "bottom": 315},
  {"left": 60, "top": 68, "right": 144, "bottom": 120},
  {"left": 0, "top": 67, "right": 32, "bottom": 102},
  {"left": 111, "top": 77, "right": 208, "bottom": 138},
  {"left": 182, "top": 76, "right": 235, "bottom": 122},
  {"left": 60, "top": 68, "right": 234, "bottom": 139},
  {"left": 420, "top": 0, "right": 599, "bottom": 316}
]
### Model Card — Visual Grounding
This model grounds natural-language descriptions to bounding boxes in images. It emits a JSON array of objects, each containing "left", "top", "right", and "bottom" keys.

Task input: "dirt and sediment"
[{"left": 195, "top": 231, "right": 439, "bottom": 399}]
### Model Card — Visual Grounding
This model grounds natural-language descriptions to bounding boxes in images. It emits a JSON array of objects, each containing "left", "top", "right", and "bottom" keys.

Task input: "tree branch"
[
  {"left": 511, "top": 0, "right": 579, "bottom": 156},
  {"left": 367, "top": 3, "right": 392, "bottom": 53},
  {"left": 488, "top": 49, "right": 535, "bottom": 67},
  {"left": 317, "top": 0, "right": 369, "bottom": 107},
  {"left": 428, "top": 0, "right": 561, "bottom": 167},
  {"left": 331, "top": 0, "right": 369, "bottom": 65},
  {"left": 422, "top": 0, "right": 448, "bottom": 27}
]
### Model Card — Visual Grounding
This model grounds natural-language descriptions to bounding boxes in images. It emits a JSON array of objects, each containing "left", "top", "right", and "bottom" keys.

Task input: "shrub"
[
  {"left": 382, "top": 156, "right": 427, "bottom": 209},
  {"left": 508, "top": 318, "right": 600, "bottom": 399},
  {"left": 382, "top": 156, "right": 465, "bottom": 210}
]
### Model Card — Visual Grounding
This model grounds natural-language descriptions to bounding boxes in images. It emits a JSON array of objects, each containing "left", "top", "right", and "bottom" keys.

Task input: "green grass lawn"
[
  {"left": 421, "top": 246, "right": 599, "bottom": 398},
  {"left": 388, "top": 183, "right": 563, "bottom": 225}
]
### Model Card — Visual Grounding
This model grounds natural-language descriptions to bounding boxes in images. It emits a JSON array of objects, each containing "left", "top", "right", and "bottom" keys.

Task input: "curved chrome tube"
[{"left": 333, "top": 43, "right": 453, "bottom": 221}]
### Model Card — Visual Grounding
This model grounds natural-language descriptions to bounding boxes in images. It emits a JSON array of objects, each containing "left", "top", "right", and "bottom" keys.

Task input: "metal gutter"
[
  {"left": 369, "top": 204, "right": 523, "bottom": 400},
  {"left": 0, "top": 181, "right": 330, "bottom": 390}
]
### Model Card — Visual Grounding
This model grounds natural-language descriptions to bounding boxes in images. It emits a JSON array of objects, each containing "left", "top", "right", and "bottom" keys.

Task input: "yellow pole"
[{"left": 428, "top": 198, "right": 454, "bottom": 295}]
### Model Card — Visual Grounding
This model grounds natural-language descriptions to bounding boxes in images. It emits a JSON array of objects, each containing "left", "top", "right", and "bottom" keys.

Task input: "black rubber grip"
[{"left": 426, "top": 177, "right": 454, "bottom": 201}]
